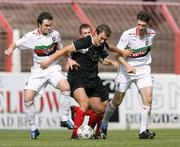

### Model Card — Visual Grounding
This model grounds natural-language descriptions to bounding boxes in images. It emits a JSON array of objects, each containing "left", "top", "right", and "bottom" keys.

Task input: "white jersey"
[
  {"left": 15, "top": 29, "right": 63, "bottom": 64},
  {"left": 117, "top": 27, "right": 156, "bottom": 67}
]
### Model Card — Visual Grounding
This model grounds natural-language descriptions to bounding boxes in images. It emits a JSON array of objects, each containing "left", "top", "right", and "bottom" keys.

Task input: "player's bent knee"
[
  {"left": 144, "top": 97, "right": 153, "bottom": 105},
  {"left": 93, "top": 106, "right": 104, "bottom": 114},
  {"left": 80, "top": 103, "right": 89, "bottom": 111}
]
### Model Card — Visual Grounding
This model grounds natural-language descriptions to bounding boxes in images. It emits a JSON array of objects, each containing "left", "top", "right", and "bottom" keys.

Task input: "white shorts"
[
  {"left": 24, "top": 64, "right": 67, "bottom": 96},
  {"left": 115, "top": 65, "right": 153, "bottom": 92}
]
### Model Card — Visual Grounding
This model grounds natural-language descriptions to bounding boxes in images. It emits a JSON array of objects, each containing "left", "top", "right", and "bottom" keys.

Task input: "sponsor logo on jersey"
[
  {"left": 131, "top": 46, "right": 151, "bottom": 58},
  {"left": 145, "top": 41, "right": 149, "bottom": 46},
  {"left": 52, "top": 37, "right": 56, "bottom": 42}
]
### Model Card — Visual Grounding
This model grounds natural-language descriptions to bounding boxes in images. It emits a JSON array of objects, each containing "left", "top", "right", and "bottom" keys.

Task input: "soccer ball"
[{"left": 77, "top": 125, "right": 94, "bottom": 139}]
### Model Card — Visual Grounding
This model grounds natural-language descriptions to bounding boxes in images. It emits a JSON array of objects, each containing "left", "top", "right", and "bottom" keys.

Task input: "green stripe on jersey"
[
  {"left": 35, "top": 44, "right": 53, "bottom": 50},
  {"left": 132, "top": 46, "right": 151, "bottom": 53}
]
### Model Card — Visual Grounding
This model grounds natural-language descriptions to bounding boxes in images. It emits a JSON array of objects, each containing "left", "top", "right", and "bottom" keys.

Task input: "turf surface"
[{"left": 0, "top": 129, "right": 179, "bottom": 147}]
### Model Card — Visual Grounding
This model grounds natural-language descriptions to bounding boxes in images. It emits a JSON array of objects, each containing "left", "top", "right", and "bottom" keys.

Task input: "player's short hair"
[
  {"left": 37, "top": 12, "right": 53, "bottom": 26},
  {"left": 96, "top": 24, "right": 112, "bottom": 37},
  {"left": 79, "top": 24, "right": 92, "bottom": 34},
  {"left": 137, "top": 11, "right": 151, "bottom": 23}
]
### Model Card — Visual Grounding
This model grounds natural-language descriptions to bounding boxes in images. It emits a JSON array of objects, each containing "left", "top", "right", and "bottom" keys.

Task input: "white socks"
[
  {"left": 140, "top": 105, "right": 151, "bottom": 133},
  {"left": 24, "top": 101, "right": 36, "bottom": 131},
  {"left": 60, "top": 91, "right": 71, "bottom": 122},
  {"left": 103, "top": 100, "right": 117, "bottom": 123}
]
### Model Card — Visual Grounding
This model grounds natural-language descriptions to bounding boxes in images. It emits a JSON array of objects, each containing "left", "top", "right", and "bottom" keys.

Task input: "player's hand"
[
  {"left": 39, "top": 59, "right": 51, "bottom": 69},
  {"left": 4, "top": 49, "right": 13, "bottom": 56},
  {"left": 67, "top": 58, "right": 80, "bottom": 70},
  {"left": 126, "top": 65, "right": 136, "bottom": 74},
  {"left": 122, "top": 49, "right": 133, "bottom": 57}
]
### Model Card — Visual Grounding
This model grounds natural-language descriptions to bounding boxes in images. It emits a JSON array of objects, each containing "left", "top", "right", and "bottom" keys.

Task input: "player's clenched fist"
[{"left": 4, "top": 48, "right": 13, "bottom": 56}]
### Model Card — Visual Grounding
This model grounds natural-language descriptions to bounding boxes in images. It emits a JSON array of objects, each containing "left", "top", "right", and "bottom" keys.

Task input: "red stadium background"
[{"left": 1, "top": 0, "right": 180, "bottom": 73}]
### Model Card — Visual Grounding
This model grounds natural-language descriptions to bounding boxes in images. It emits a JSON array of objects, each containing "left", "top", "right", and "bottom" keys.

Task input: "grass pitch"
[{"left": 0, "top": 129, "right": 179, "bottom": 147}]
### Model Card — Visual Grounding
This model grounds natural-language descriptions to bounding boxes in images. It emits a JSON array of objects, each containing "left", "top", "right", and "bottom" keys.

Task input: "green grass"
[{"left": 0, "top": 129, "right": 179, "bottom": 147}]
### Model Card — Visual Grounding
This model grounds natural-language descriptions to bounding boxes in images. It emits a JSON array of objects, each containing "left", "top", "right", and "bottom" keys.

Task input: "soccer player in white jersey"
[
  {"left": 101, "top": 11, "right": 156, "bottom": 139},
  {"left": 4, "top": 12, "right": 74, "bottom": 140}
]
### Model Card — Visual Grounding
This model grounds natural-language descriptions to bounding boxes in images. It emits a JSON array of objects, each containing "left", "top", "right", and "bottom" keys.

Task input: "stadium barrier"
[{"left": 0, "top": 72, "right": 180, "bottom": 130}]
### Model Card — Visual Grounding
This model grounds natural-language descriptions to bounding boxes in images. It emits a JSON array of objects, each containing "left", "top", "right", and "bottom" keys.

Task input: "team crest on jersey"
[
  {"left": 145, "top": 41, "right": 149, "bottom": 45},
  {"left": 52, "top": 37, "right": 56, "bottom": 42}
]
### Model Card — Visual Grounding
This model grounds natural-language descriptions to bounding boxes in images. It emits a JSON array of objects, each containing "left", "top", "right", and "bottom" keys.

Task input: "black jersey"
[{"left": 69, "top": 35, "right": 109, "bottom": 79}]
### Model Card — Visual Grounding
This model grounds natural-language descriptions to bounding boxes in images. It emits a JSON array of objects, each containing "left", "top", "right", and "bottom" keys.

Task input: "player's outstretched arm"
[
  {"left": 39, "top": 44, "right": 75, "bottom": 69},
  {"left": 117, "top": 56, "right": 136, "bottom": 73},
  {"left": 108, "top": 44, "right": 132, "bottom": 57},
  {"left": 4, "top": 42, "right": 16, "bottom": 56},
  {"left": 100, "top": 57, "right": 119, "bottom": 69}
]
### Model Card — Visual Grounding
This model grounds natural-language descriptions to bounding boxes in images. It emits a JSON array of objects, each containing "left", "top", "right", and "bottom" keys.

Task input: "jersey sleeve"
[
  {"left": 116, "top": 31, "right": 129, "bottom": 50},
  {"left": 15, "top": 32, "right": 34, "bottom": 50},
  {"left": 146, "top": 29, "right": 156, "bottom": 47},
  {"left": 73, "top": 36, "right": 91, "bottom": 51},
  {"left": 56, "top": 31, "right": 63, "bottom": 49}
]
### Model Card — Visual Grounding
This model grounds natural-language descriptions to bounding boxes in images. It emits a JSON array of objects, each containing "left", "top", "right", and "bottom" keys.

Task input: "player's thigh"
[
  {"left": 73, "top": 87, "right": 89, "bottom": 111},
  {"left": 113, "top": 79, "right": 131, "bottom": 106},
  {"left": 115, "top": 80, "right": 131, "bottom": 93},
  {"left": 57, "top": 79, "right": 70, "bottom": 92},
  {"left": 136, "top": 76, "right": 153, "bottom": 105},
  {"left": 136, "top": 75, "right": 153, "bottom": 89},
  {"left": 48, "top": 68, "right": 69, "bottom": 91},
  {"left": 24, "top": 73, "right": 47, "bottom": 96}
]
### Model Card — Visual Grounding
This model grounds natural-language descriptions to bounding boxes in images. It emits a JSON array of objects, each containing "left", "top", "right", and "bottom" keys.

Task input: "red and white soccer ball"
[{"left": 77, "top": 125, "right": 94, "bottom": 139}]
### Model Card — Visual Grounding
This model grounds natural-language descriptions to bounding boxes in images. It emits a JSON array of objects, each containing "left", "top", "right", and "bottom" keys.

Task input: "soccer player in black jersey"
[{"left": 70, "top": 23, "right": 109, "bottom": 139}]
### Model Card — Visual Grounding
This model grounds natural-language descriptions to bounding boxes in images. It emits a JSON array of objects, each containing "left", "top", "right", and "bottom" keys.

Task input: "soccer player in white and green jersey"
[
  {"left": 4, "top": 12, "right": 74, "bottom": 140},
  {"left": 101, "top": 11, "right": 156, "bottom": 139}
]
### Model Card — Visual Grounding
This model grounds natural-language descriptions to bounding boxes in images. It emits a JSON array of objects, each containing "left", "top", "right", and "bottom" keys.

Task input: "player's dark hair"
[
  {"left": 37, "top": 12, "right": 53, "bottom": 27},
  {"left": 137, "top": 11, "right": 151, "bottom": 23},
  {"left": 96, "top": 24, "right": 112, "bottom": 37},
  {"left": 79, "top": 24, "right": 92, "bottom": 34}
]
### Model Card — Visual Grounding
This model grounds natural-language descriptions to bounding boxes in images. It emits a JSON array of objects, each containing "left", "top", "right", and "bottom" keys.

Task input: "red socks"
[
  {"left": 72, "top": 106, "right": 104, "bottom": 137},
  {"left": 95, "top": 113, "right": 103, "bottom": 136},
  {"left": 72, "top": 107, "right": 86, "bottom": 136},
  {"left": 88, "top": 111, "right": 99, "bottom": 129},
  {"left": 88, "top": 111, "right": 104, "bottom": 135}
]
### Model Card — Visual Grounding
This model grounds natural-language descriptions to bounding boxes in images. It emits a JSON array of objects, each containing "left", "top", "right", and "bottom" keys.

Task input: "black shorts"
[{"left": 68, "top": 75, "right": 109, "bottom": 102}]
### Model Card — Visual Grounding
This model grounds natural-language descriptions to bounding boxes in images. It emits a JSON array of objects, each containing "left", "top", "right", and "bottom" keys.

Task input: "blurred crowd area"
[{"left": 0, "top": 0, "right": 180, "bottom": 73}]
